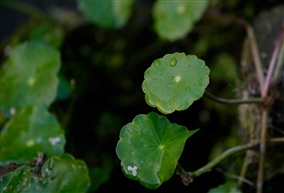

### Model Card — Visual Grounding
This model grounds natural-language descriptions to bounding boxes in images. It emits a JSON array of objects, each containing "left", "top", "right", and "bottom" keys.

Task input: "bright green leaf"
[
  {"left": 0, "top": 41, "right": 60, "bottom": 117},
  {"left": 208, "top": 181, "right": 243, "bottom": 193},
  {"left": 153, "top": 0, "right": 208, "bottom": 41},
  {"left": 1, "top": 154, "right": 90, "bottom": 193},
  {"left": 77, "top": 0, "right": 133, "bottom": 28},
  {"left": 0, "top": 106, "right": 65, "bottom": 162},
  {"left": 142, "top": 52, "right": 210, "bottom": 114},
  {"left": 116, "top": 112, "right": 198, "bottom": 189}
]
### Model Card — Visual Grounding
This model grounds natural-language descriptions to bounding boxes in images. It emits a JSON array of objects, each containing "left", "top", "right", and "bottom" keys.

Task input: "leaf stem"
[
  {"left": 177, "top": 138, "right": 284, "bottom": 185},
  {"left": 189, "top": 143, "right": 257, "bottom": 178},
  {"left": 256, "top": 108, "right": 268, "bottom": 193},
  {"left": 241, "top": 20, "right": 265, "bottom": 95},
  {"left": 261, "top": 27, "right": 284, "bottom": 99},
  {"left": 204, "top": 91, "right": 263, "bottom": 104}
]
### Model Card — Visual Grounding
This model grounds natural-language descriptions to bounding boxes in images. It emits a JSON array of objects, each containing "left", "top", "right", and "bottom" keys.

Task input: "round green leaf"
[
  {"left": 1, "top": 154, "right": 90, "bottom": 193},
  {"left": 142, "top": 52, "right": 210, "bottom": 114},
  {"left": 116, "top": 112, "right": 198, "bottom": 189},
  {"left": 0, "top": 41, "right": 60, "bottom": 117},
  {"left": 153, "top": 0, "right": 208, "bottom": 41},
  {"left": 77, "top": 0, "right": 133, "bottom": 28},
  {"left": 0, "top": 106, "right": 65, "bottom": 162}
]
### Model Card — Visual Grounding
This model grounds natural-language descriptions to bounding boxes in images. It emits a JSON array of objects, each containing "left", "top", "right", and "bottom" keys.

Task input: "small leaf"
[
  {"left": 153, "top": 0, "right": 208, "bottom": 41},
  {"left": 116, "top": 112, "right": 198, "bottom": 189},
  {"left": 142, "top": 52, "right": 210, "bottom": 114},
  {"left": 1, "top": 154, "right": 90, "bottom": 193},
  {"left": 77, "top": 0, "right": 133, "bottom": 28},
  {"left": 0, "top": 41, "right": 60, "bottom": 117},
  {"left": 208, "top": 181, "right": 243, "bottom": 193},
  {"left": 0, "top": 106, "right": 65, "bottom": 162},
  {"left": 28, "top": 22, "right": 64, "bottom": 48}
]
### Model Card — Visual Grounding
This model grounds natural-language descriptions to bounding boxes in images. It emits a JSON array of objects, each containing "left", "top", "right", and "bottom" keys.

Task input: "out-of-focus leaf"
[
  {"left": 0, "top": 106, "right": 65, "bottom": 162},
  {"left": 116, "top": 112, "right": 198, "bottom": 189},
  {"left": 0, "top": 41, "right": 60, "bottom": 117},
  {"left": 28, "top": 22, "right": 64, "bottom": 48},
  {"left": 142, "top": 52, "right": 210, "bottom": 114},
  {"left": 1, "top": 154, "right": 90, "bottom": 193},
  {"left": 77, "top": 0, "right": 133, "bottom": 28},
  {"left": 153, "top": 0, "right": 208, "bottom": 41},
  {"left": 88, "top": 167, "right": 111, "bottom": 192},
  {"left": 208, "top": 181, "right": 242, "bottom": 193}
]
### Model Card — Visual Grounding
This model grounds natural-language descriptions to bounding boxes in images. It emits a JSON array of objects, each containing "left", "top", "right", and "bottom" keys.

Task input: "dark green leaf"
[
  {"left": 142, "top": 52, "right": 210, "bottom": 114},
  {"left": 1, "top": 154, "right": 90, "bottom": 193},
  {"left": 116, "top": 112, "right": 198, "bottom": 189},
  {"left": 0, "top": 106, "right": 65, "bottom": 162}
]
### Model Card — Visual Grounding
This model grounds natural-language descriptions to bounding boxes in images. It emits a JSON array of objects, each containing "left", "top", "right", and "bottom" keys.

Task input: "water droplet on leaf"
[
  {"left": 186, "top": 87, "right": 191, "bottom": 92},
  {"left": 170, "top": 58, "right": 177, "bottom": 67},
  {"left": 198, "top": 78, "right": 203, "bottom": 85}
]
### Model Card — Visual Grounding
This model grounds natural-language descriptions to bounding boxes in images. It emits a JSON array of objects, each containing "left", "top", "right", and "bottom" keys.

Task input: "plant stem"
[
  {"left": 177, "top": 138, "right": 284, "bottom": 185},
  {"left": 272, "top": 30, "right": 284, "bottom": 84},
  {"left": 189, "top": 143, "right": 257, "bottom": 178},
  {"left": 242, "top": 21, "right": 265, "bottom": 94},
  {"left": 262, "top": 27, "right": 284, "bottom": 99},
  {"left": 204, "top": 91, "right": 263, "bottom": 104},
  {"left": 257, "top": 109, "right": 268, "bottom": 193}
]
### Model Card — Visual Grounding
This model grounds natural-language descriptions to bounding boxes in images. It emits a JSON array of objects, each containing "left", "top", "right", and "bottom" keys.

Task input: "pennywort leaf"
[
  {"left": 77, "top": 0, "right": 133, "bottom": 29},
  {"left": 1, "top": 154, "right": 90, "bottom": 193},
  {"left": 142, "top": 52, "right": 210, "bottom": 114},
  {"left": 0, "top": 106, "right": 65, "bottom": 162},
  {"left": 0, "top": 41, "right": 60, "bottom": 117},
  {"left": 116, "top": 112, "right": 198, "bottom": 189},
  {"left": 153, "top": 0, "right": 208, "bottom": 41}
]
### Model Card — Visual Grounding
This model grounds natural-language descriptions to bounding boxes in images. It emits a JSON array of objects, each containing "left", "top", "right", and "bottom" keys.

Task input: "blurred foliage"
[{"left": 0, "top": 0, "right": 283, "bottom": 192}]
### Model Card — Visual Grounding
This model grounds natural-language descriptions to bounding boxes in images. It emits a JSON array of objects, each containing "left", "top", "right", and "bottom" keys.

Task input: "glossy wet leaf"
[
  {"left": 1, "top": 154, "right": 90, "bottom": 193},
  {"left": 0, "top": 106, "right": 65, "bottom": 162},
  {"left": 0, "top": 41, "right": 60, "bottom": 117},
  {"left": 208, "top": 181, "right": 242, "bottom": 193},
  {"left": 77, "top": 0, "right": 133, "bottom": 28},
  {"left": 153, "top": 0, "right": 208, "bottom": 41},
  {"left": 116, "top": 112, "right": 198, "bottom": 189},
  {"left": 142, "top": 52, "right": 210, "bottom": 114}
]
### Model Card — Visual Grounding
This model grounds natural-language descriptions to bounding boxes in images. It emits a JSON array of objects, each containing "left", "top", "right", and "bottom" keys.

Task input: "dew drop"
[
  {"left": 186, "top": 87, "right": 191, "bottom": 92},
  {"left": 198, "top": 78, "right": 203, "bottom": 85},
  {"left": 144, "top": 71, "right": 150, "bottom": 78},
  {"left": 168, "top": 76, "right": 174, "bottom": 81},
  {"left": 170, "top": 58, "right": 177, "bottom": 67},
  {"left": 153, "top": 60, "right": 161, "bottom": 66}
]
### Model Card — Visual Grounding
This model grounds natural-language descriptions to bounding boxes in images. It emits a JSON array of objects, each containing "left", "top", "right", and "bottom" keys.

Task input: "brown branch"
[
  {"left": 238, "top": 20, "right": 265, "bottom": 95},
  {"left": 257, "top": 109, "right": 268, "bottom": 193}
]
